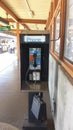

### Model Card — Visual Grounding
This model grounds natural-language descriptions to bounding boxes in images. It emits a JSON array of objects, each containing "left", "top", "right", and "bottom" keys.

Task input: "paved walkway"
[
  {"left": 0, "top": 61, "right": 28, "bottom": 130},
  {"left": 0, "top": 52, "right": 17, "bottom": 72},
  {"left": 0, "top": 122, "right": 19, "bottom": 130}
]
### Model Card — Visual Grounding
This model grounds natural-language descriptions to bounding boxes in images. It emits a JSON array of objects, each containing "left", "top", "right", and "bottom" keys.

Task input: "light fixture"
[
  {"left": 0, "top": 17, "right": 9, "bottom": 25},
  {"left": 25, "top": 0, "right": 35, "bottom": 17},
  {"left": 35, "top": 24, "right": 39, "bottom": 30}
]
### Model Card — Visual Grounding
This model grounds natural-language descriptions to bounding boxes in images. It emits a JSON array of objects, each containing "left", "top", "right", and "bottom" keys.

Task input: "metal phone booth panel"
[{"left": 20, "top": 30, "right": 49, "bottom": 91}]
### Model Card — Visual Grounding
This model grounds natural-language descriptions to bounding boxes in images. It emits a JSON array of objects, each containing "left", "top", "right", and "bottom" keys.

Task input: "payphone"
[{"left": 20, "top": 30, "right": 49, "bottom": 90}]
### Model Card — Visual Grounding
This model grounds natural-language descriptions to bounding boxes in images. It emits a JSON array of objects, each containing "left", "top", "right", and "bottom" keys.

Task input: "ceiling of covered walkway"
[{"left": 0, "top": 0, "right": 51, "bottom": 30}]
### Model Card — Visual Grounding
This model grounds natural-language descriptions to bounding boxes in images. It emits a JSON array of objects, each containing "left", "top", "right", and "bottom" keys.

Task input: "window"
[
  {"left": 54, "top": 12, "right": 60, "bottom": 53},
  {"left": 64, "top": 0, "right": 73, "bottom": 63}
]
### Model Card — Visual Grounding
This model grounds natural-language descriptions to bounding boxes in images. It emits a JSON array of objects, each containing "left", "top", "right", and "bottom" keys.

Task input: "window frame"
[
  {"left": 46, "top": 0, "right": 73, "bottom": 78},
  {"left": 49, "top": 22, "right": 54, "bottom": 51}
]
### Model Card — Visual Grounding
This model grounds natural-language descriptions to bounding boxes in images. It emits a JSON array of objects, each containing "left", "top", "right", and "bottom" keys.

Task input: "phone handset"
[{"left": 33, "top": 53, "right": 37, "bottom": 67}]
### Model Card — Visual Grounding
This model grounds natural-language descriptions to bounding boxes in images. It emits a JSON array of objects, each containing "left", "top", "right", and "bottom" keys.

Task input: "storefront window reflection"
[
  {"left": 54, "top": 12, "right": 60, "bottom": 53},
  {"left": 64, "top": 0, "right": 73, "bottom": 63}
]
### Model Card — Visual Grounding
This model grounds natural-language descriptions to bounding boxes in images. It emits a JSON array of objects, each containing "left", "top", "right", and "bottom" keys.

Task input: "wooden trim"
[
  {"left": 49, "top": 22, "right": 55, "bottom": 51},
  {"left": 48, "top": 0, "right": 73, "bottom": 79},
  {"left": 50, "top": 2, "right": 53, "bottom": 19},
  {"left": 50, "top": 52, "right": 73, "bottom": 78},
  {"left": 49, "top": 26, "right": 52, "bottom": 50},
  {"left": 63, "top": 59, "right": 73, "bottom": 70},
  {"left": 52, "top": 19, "right": 55, "bottom": 52},
  {"left": 53, "top": 0, "right": 58, "bottom": 10},
  {"left": 50, "top": 3, "right": 61, "bottom": 28},
  {"left": 22, "top": 24, "right": 30, "bottom": 30},
  {"left": 46, "top": 0, "right": 61, "bottom": 29},
  {"left": 0, "top": 1, "right": 19, "bottom": 21},
  {"left": 46, "top": 12, "right": 51, "bottom": 29},
  {"left": 46, "top": 2, "right": 53, "bottom": 29},
  {"left": 9, "top": 29, "right": 29, "bottom": 32},
  {"left": 50, "top": 51, "right": 59, "bottom": 61},
  {"left": 59, "top": 0, "right": 66, "bottom": 60},
  {"left": 6, "top": 18, "right": 31, "bottom": 30},
  {"left": 18, "top": 19, "right": 46, "bottom": 24},
  {"left": 5, "top": 18, "right": 15, "bottom": 22},
  {"left": 53, "top": 0, "right": 55, "bottom": 12},
  {"left": 46, "top": 16, "right": 49, "bottom": 29},
  {"left": 49, "top": 12, "right": 51, "bottom": 24},
  {"left": 54, "top": 51, "right": 59, "bottom": 57},
  {"left": 61, "top": 61, "right": 73, "bottom": 78},
  {"left": 16, "top": 22, "right": 20, "bottom": 60},
  {"left": 60, "top": 66, "right": 73, "bottom": 85}
]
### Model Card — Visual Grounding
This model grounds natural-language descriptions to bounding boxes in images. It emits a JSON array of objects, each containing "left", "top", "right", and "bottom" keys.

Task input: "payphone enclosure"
[{"left": 20, "top": 30, "right": 49, "bottom": 91}]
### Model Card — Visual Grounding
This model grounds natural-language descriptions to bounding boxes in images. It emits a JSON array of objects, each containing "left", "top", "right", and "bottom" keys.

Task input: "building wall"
[
  {"left": 48, "top": 54, "right": 58, "bottom": 117},
  {"left": 49, "top": 54, "right": 73, "bottom": 130}
]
